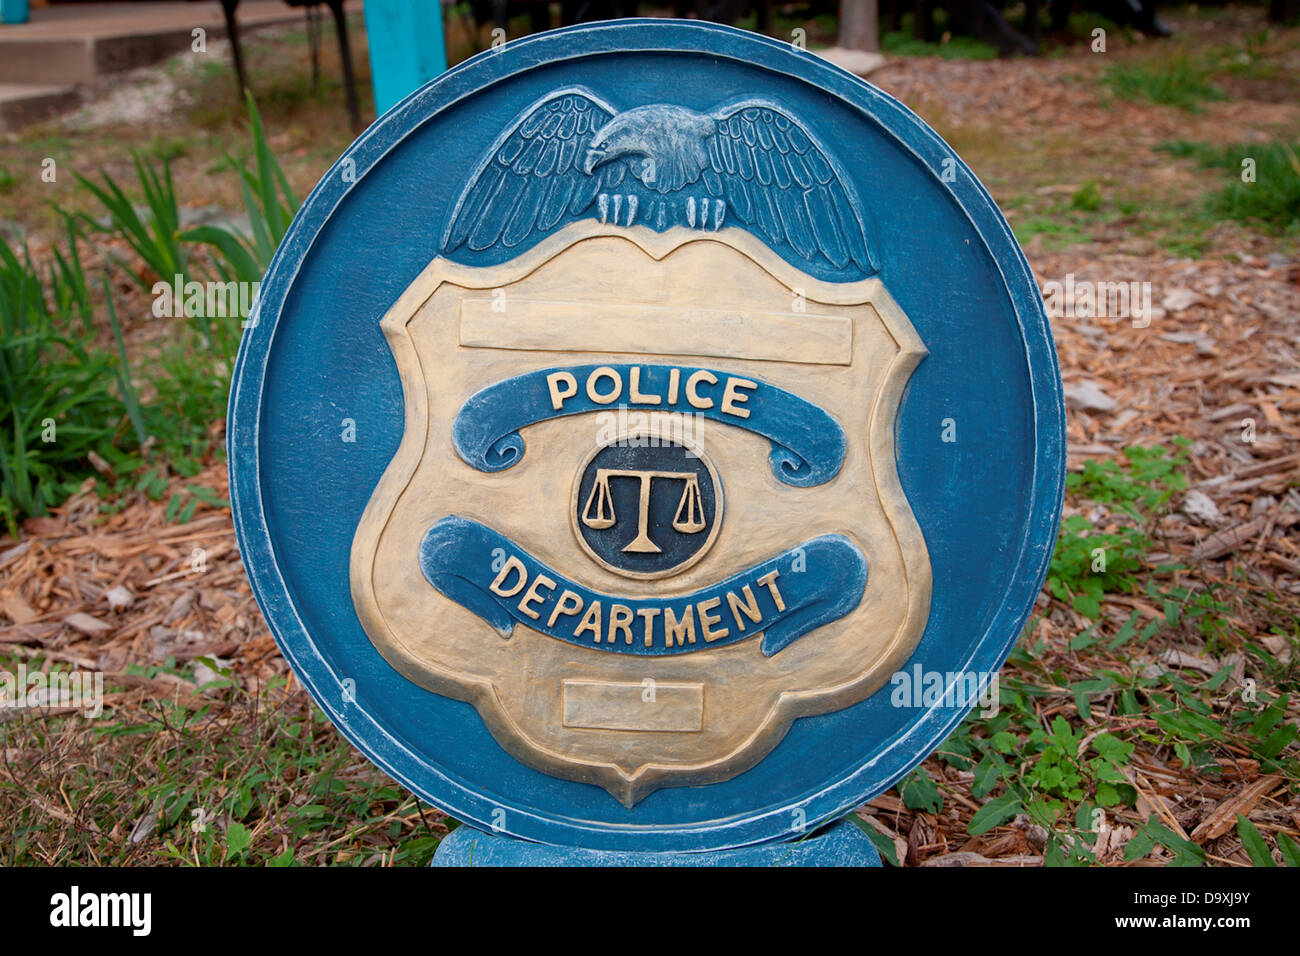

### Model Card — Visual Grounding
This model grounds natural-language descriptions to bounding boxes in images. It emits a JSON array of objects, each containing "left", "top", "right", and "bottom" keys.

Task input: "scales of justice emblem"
[{"left": 350, "top": 88, "right": 933, "bottom": 806}]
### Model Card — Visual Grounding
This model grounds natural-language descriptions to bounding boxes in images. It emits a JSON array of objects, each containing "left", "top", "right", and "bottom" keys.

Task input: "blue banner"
[
  {"left": 420, "top": 516, "right": 868, "bottom": 657},
  {"left": 452, "top": 364, "right": 846, "bottom": 487}
]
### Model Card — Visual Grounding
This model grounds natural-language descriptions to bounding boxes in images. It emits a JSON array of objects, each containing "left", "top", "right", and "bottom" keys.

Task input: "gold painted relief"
[{"left": 350, "top": 221, "right": 930, "bottom": 806}]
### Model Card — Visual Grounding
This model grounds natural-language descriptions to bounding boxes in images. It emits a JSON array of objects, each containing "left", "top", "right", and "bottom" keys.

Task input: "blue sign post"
[
  {"left": 228, "top": 19, "right": 1064, "bottom": 864},
  {"left": 363, "top": 0, "right": 448, "bottom": 116}
]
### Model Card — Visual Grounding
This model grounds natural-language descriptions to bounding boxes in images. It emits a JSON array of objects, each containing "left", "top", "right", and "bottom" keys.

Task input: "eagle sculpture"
[{"left": 441, "top": 89, "right": 877, "bottom": 278}]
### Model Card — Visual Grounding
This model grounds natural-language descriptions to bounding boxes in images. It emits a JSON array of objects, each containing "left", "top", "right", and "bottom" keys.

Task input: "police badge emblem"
[{"left": 230, "top": 21, "right": 1064, "bottom": 851}]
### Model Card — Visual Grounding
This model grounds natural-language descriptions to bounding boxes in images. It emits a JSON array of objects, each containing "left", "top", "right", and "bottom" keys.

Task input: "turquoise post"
[
  {"left": 1, "top": 0, "right": 30, "bottom": 26},
  {"left": 364, "top": 0, "right": 448, "bottom": 116}
]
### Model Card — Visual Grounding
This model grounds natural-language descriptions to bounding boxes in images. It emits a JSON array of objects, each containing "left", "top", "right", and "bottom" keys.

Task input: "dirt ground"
[{"left": 1, "top": 6, "right": 1297, "bottom": 865}]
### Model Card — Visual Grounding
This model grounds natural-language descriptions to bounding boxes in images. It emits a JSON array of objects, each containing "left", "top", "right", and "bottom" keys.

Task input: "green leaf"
[
  {"left": 1278, "top": 833, "right": 1300, "bottom": 868},
  {"left": 226, "top": 821, "right": 252, "bottom": 860},
  {"left": 1151, "top": 822, "right": 1207, "bottom": 867},
  {"left": 899, "top": 768, "right": 943, "bottom": 814},
  {"left": 972, "top": 756, "right": 1001, "bottom": 799},
  {"left": 1249, "top": 696, "right": 1286, "bottom": 737},
  {"left": 1070, "top": 623, "right": 1100, "bottom": 651},
  {"left": 1123, "top": 825, "right": 1157, "bottom": 861},
  {"left": 849, "top": 815, "right": 900, "bottom": 867},
  {"left": 967, "top": 793, "right": 1022, "bottom": 836},
  {"left": 1156, "top": 710, "right": 1224, "bottom": 742},
  {"left": 178, "top": 225, "right": 261, "bottom": 284},
  {"left": 101, "top": 277, "right": 148, "bottom": 449},
  {"left": 1071, "top": 678, "right": 1113, "bottom": 719},
  {"left": 1123, "top": 820, "right": 1207, "bottom": 866},
  {"left": 1073, "top": 594, "right": 1102, "bottom": 619},
  {"left": 991, "top": 730, "right": 1019, "bottom": 753},
  {"left": 1236, "top": 816, "right": 1276, "bottom": 867},
  {"left": 1256, "top": 722, "right": 1298, "bottom": 760},
  {"left": 1091, "top": 732, "right": 1132, "bottom": 761},
  {"left": 1107, "top": 611, "right": 1141, "bottom": 651}
]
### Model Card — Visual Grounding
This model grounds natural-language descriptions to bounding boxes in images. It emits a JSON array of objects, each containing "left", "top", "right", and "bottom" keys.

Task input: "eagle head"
[{"left": 581, "top": 105, "right": 715, "bottom": 195}]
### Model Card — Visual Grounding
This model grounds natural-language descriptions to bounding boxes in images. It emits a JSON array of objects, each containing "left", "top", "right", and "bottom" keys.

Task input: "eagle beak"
[{"left": 581, "top": 147, "right": 604, "bottom": 176}]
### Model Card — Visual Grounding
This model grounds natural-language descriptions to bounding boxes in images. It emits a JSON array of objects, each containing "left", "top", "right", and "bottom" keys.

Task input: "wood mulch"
[{"left": 0, "top": 452, "right": 285, "bottom": 711}]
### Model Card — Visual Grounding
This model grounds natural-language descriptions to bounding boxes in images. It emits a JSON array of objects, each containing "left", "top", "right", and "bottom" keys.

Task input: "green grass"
[
  {"left": 1051, "top": 441, "right": 1189, "bottom": 620},
  {"left": 1216, "top": 29, "right": 1284, "bottom": 82},
  {"left": 0, "top": 220, "right": 144, "bottom": 535},
  {"left": 1103, "top": 53, "right": 1228, "bottom": 110},
  {"left": 1159, "top": 139, "right": 1300, "bottom": 234},
  {"left": 1007, "top": 183, "right": 1117, "bottom": 250},
  {"left": 1012, "top": 215, "right": 1093, "bottom": 250},
  {"left": 1069, "top": 181, "right": 1103, "bottom": 213},
  {"left": 1101, "top": 27, "right": 1300, "bottom": 112},
  {"left": 1005, "top": 172, "right": 1252, "bottom": 259},
  {"left": 75, "top": 155, "right": 190, "bottom": 291},
  {"left": 1068, "top": 441, "right": 1191, "bottom": 521},
  {"left": 180, "top": 93, "right": 299, "bottom": 298},
  {"left": 0, "top": 661, "right": 450, "bottom": 866},
  {"left": 0, "top": 96, "right": 300, "bottom": 528},
  {"left": 736, "top": 7, "right": 1003, "bottom": 60},
  {"left": 882, "top": 29, "right": 999, "bottom": 60}
]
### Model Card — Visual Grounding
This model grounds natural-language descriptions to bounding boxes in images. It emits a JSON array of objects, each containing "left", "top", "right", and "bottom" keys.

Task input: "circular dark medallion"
[{"left": 572, "top": 433, "right": 722, "bottom": 579}]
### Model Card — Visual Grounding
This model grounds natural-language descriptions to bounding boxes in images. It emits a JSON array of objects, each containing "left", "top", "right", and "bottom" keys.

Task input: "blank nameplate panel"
[
  {"left": 562, "top": 680, "right": 704, "bottom": 732},
  {"left": 459, "top": 297, "right": 854, "bottom": 366}
]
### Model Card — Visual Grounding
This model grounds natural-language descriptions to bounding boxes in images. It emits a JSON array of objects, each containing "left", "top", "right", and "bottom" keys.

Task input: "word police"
[{"left": 547, "top": 365, "right": 757, "bottom": 419}]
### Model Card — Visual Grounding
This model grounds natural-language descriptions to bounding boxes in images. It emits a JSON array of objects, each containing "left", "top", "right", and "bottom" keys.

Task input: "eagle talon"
[{"left": 599, "top": 192, "right": 642, "bottom": 226}]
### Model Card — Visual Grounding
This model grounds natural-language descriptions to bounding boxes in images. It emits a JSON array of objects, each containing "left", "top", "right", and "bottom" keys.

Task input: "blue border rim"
[{"left": 228, "top": 18, "right": 1066, "bottom": 852}]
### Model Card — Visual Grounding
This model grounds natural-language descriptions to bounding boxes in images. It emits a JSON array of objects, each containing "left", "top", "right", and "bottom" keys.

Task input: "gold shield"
[{"left": 350, "top": 221, "right": 931, "bottom": 806}]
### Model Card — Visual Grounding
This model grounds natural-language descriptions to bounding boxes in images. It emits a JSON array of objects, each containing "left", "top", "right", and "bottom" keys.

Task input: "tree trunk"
[{"left": 838, "top": 0, "right": 880, "bottom": 52}]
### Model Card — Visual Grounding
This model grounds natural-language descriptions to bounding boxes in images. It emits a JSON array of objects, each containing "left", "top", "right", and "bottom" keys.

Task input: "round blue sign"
[{"left": 229, "top": 19, "right": 1064, "bottom": 852}]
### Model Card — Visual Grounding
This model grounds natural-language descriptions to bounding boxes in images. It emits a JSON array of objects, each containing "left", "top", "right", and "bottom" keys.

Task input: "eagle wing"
[
  {"left": 442, "top": 90, "right": 622, "bottom": 254},
  {"left": 705, "top": 103, "right": 877, "bottom": 276}
]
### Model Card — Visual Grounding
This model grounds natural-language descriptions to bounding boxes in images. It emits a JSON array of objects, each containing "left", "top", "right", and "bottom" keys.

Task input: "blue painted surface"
[
  {"left": 432, "top": 817, "right": 882, "bottom": 867},
  {"left": 0, "top": 0, "right": 29, "bottom": 25},
  {"left": 228, "top": 20, "right": 1066, "bottom": 852},
  {"left": 453, "top": 363, "right": 846, "bottom": 486},
  {"left": 443, "top": 90, "right": 878, "bottom": 279},
  {"left": 420, "top": 516, "right": 867, "bottom": 657},
  {"left": 363, "top": 0, "right": 448, "bottom": 116}
]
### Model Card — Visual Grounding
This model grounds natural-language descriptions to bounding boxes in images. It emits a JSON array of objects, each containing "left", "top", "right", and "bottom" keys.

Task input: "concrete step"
[
  {"left": 0, "top": 82, "right": 81, "bottom": 132},
  {"left": 0, "top": 34, "right": 188, "bottom": 87},
  {"left": 0, "top": 1, "right": 316, "bottom": 87}
]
